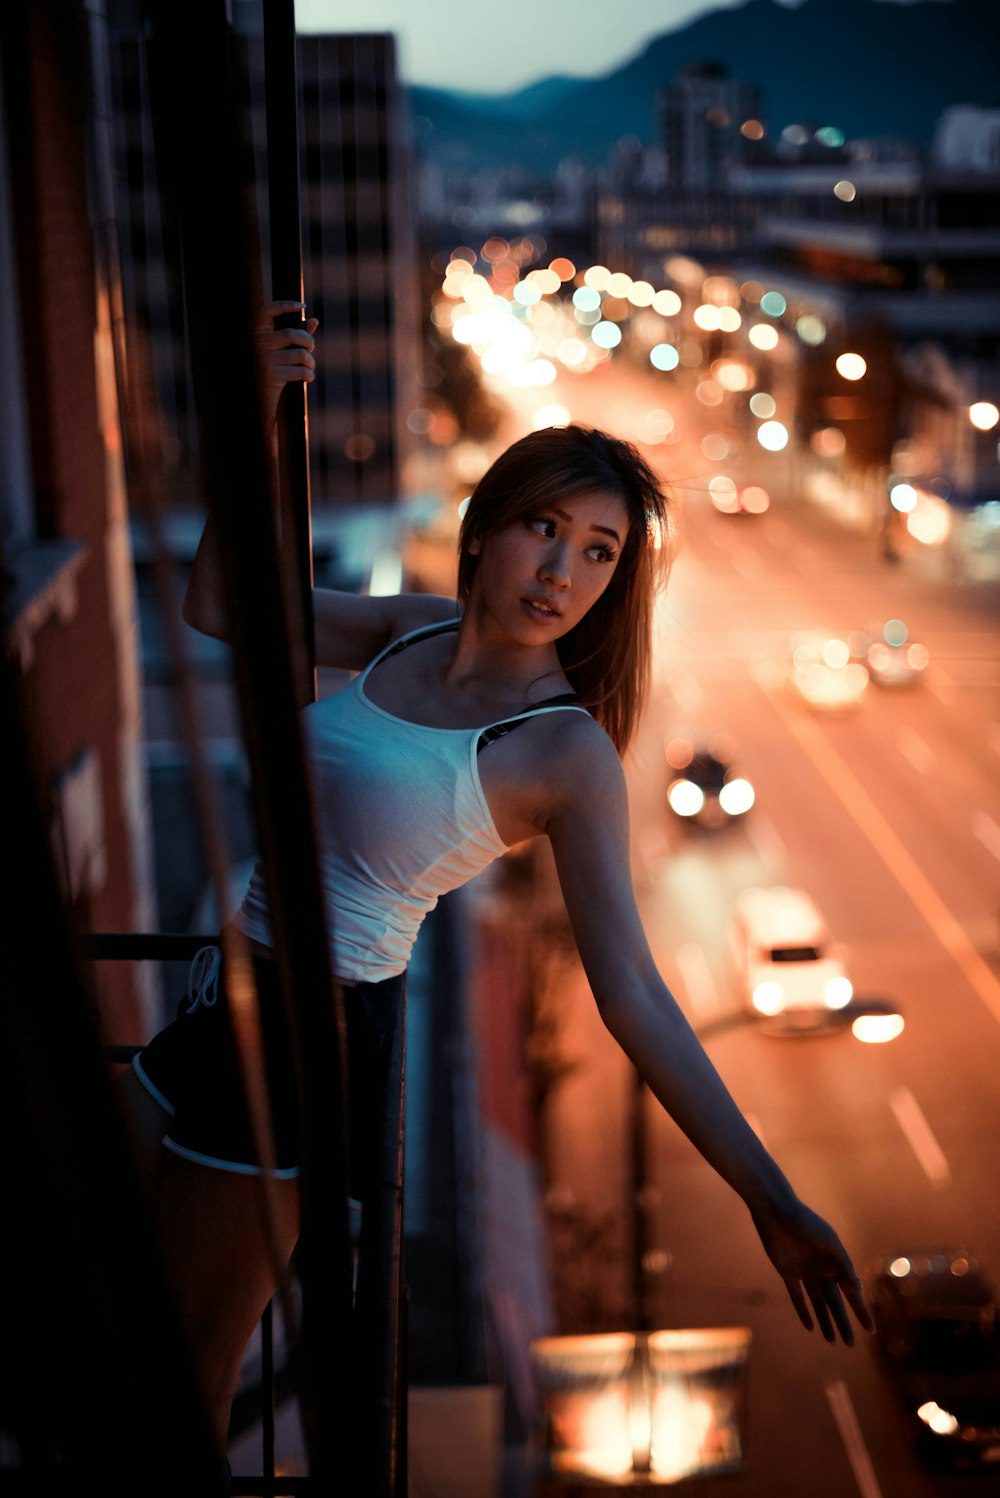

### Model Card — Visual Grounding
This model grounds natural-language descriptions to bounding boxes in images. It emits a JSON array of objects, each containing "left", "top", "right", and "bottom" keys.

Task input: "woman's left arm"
[{"left": 543, "top": 724, "right": 872, "bottom": 1345}]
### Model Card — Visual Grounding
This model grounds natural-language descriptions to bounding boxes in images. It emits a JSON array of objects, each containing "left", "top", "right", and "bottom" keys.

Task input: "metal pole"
[
  {"left": 147, "top": 0, "right": 354, "bottom": 1478},
  {"left": 263, "top": 0, "right": 316, "bottom": 708},
  {"left": 353, "top": 983, "right": 409, "bottom": 1497}
]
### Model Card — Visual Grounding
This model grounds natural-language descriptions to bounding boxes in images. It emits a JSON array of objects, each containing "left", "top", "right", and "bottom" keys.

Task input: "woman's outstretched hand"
[
  {"left": 255, "top": 300, "right": 319, "bottom": 426},
  {"left": 750, "top": 1198, "right": 874, "bottom": 1345}
]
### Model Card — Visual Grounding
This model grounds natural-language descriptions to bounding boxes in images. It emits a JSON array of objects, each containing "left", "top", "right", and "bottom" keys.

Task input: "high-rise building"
[
  {"left": 109, "top": 22, "right": 420, "bottom": 510},
  {"left": 659, "top": 62, "right": 763, "bottom": 193}
]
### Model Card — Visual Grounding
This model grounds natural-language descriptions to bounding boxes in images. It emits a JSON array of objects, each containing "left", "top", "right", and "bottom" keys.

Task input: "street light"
[{"left": 531, "top": 1326, "right": 751, "bottom": 1485}]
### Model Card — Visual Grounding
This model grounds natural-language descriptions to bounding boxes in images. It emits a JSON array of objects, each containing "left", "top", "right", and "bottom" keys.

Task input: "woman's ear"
[{"left": 467, "top": 533, "right": 481, "bottom": 556}]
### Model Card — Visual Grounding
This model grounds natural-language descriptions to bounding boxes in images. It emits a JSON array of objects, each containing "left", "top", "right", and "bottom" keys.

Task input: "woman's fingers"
[
  {"left": 793, "top": 1273, "right": 870, "bottom": 1345},
  {"left": 255, "top": 298, "right": 307, "bottom": 330},
  {"left": 257, "top": 327, "right": 316, "bottom": 354},
  {"left": 843, "top": 1275, "right": 875, "bottom": 1333},
  {"left": 782, "top": 1277, "right": 814, "bottom": 1333}
]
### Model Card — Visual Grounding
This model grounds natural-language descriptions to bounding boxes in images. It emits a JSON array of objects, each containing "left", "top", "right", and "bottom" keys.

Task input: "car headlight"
[
  {"left": 917, "top": 1401, "right": 959, "bottom": 1437},
  {"left": 752, "top": 981, "right": 784, "bottom": 1015},
  {"left": 718, "top": 777, "right": 755, "bottom": 816},
  {"left": 668, "top": 779, "right": 705, "bottom": 817},
  {"left": 823, "top": 976, "right": 853, "bottom": 1009}
]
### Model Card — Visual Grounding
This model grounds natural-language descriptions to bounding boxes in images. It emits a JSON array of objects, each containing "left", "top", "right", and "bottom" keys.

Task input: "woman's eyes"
[
  {"left": 528, "top": 516, "right": 558, "bottom": 538},
  {"left": 527, "top": 516, "right": 617, "bottom": 563}
]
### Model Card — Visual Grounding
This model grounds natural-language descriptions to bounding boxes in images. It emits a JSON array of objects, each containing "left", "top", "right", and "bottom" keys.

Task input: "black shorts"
[{"left": 132, "top": 939, "right": 405, "bottom": 1188}]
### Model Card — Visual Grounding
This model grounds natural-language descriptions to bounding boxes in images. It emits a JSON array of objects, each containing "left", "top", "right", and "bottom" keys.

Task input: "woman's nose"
[{"left": 539, "top": 541, "right": 571, "bottom": 587}]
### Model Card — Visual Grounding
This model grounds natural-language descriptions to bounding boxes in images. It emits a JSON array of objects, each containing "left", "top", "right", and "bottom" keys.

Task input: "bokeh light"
[
  {"left": 635, "top": 408, "right": 676, "bottom": 444},
  {"left": 650, "top": 344, "right": 680, "bottom": 371},
  {"left": 970, "top": 401, "right": 1000, "bottom": 430},
  {"left": 811, "top": 427, "right": 846, "bottom": 456},
  {"left": 796, "top": 314, "right": 827, "bottom": 345},
  {"left": 652, "top": 289, "right": 682, "bottom": 316},
  {"left": 833, "top": 180, "right": 857, "bottom": 202},
  {"left": 606, "top": 271, "right": 633, "bottom": 299},
  {"left": 695, "top": 379, "right": 724, "bottom": 406},
  {"left": 583, "top": 264, "right": 611, "bottom": 290},
  {"left": 532, "top": 403, "right": 572, "bottom": 429},
  {"left": 592, "top": 321, "right": 622, "bottom": 349},
  {"left": 749, "top": 392, "right": 777, "bottom": 419},
  {"left": 748, "top": 324, "right": 779, "bottom": 351},
  {"left": 836, "top": 353, "right": 867, "bottom": 380},
  {"left": 572, "top": 286, "right": 602, "bottom": 312},
  {"left": 627, "top": 280, "right": 656, "bottom": 307},
  {"left": 759, "top": 291, "right": 787, "bottom": 318},
  {"left": 757, "top": 420, "right": 789, "bottom": 451},
  {"left": 701, "top": 432, "right": 731, "bottom": 461},
  {"left": 852, "top": 1014, "right": 905, "bottom": 1044}
]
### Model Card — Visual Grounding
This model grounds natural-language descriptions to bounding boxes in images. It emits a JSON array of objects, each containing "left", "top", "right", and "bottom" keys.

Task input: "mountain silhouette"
[{"left": 407, "top": 0, "right": 997, "bottom": 174}]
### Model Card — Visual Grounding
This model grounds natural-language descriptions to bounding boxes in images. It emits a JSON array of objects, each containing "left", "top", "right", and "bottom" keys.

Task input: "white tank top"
[{"left": 236, "top": 620, "right": 591, "bottom": 983}]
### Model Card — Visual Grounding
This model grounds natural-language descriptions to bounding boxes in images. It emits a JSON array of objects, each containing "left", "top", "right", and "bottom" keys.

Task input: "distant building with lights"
[
  {"left": 659, "top": 62, "right": 764, "bottom": 192},
  {"left": 110, "top": 22, "right": 421, "bottom": 510}
]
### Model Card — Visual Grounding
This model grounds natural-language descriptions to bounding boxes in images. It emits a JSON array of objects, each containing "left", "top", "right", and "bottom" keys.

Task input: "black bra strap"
[
  {"left": 375, "top": 618, "right": 459, "bottom": 667},
  {"left": 477, "top": 694, "right": 585, "bottom": 753}
]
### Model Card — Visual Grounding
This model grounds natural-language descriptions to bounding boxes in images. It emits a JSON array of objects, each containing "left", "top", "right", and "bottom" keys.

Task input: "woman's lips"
[{"left": 522, "top": 596, "right": 561, "bottom": 622}]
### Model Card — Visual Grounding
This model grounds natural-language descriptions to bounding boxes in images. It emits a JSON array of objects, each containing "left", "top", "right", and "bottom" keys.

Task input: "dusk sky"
[{"left": 294, "top": 0, "right": 932, "bottom": 95}]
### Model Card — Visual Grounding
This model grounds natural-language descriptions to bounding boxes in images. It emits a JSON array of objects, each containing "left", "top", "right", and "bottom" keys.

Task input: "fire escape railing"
[
  {"left": 76, "top": 0, "right": 406, "bottom": 1489},
  {"left": 79, "top": 931, "right": 407, "bottom": 1497}
]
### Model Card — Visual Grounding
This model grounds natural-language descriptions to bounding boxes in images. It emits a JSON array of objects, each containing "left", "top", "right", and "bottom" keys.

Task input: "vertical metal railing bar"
[
  {"left": 263, "top": 8, "right": 410, "bottom": 1489},
  {"left": 352, "top": 985, "right": 409, "bottom": 1497},
  {"left": 105, "top": 13, "right": 307, "bottom": 1469},
  {"left": 146, "top": 1, "right": 355, "bottom": 1483},
  {"left": 263, "top": 0, "right": 316, "bottom": 711}
]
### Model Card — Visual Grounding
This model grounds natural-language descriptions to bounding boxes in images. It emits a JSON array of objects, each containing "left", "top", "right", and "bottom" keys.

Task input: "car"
[
  {"left": 848, "top": 619, "right": 929, "bottom": 687},
  {"left": 664, "top": 736, "right": 755, "bottom": 829},
  {"left": 729, "top": 885, "right": 853, "bottom": 1033},
  {"left": 867, "top": 1247, "right": 1000, "bottom": 1471},
  {"left": 787, "top": 631, "right": 869, "bottom": 713}
]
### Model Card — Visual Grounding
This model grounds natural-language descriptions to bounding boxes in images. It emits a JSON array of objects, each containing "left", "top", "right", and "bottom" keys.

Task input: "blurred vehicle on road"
[
  {"left": 787, "top": 631, "right": 868, "bottom": 712},
  {"left": 664, "top": 736, "right": 755, "bottom": 830},
  {"left": 849, "top": 619, "right": 929, "bottom": 687},
  {"left": 730, "top": 885, "right": 853, "bottom": 1033},
  {"left": 867, "top": 1247, "right": 1000, "bottom": 1471}
]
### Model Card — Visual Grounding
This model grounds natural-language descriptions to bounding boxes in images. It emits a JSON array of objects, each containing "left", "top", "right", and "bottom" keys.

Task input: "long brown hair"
[{"left": 457, "top": 425, "right": 674, "bottom": 754}]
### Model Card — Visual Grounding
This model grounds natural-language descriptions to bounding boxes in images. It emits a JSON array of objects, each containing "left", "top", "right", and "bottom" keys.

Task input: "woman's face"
[{"left": 467, "top": 488, "right": 630, "bottom": 646}]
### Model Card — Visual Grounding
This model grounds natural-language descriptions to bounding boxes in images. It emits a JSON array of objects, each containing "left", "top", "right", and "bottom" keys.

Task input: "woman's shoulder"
[
  {"left": 527, "top": 704, "right": 625, "bottom": 799},
  {"left": 389, "top": 593, "right": 462, "bottom": 638}
]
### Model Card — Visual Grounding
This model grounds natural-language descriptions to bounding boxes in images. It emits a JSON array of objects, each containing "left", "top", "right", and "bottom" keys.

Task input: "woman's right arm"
[
  {"left": 182, "top": 302, "right": 459, "bottom": 669},
  {"left": 183, "top": 517, "right": 458, "bottom": 672}
]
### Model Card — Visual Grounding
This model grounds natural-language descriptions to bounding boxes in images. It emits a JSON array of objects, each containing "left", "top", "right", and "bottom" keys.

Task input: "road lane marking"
[
  {"left": 826, "top": 1380, "right": 885, "bottom": 1498},
  {"left": 973, "top": 811, "right": 1000, "bottom": 865},
  {"left": 927, "top": 674, "right": 958, "bottom": 704},
  {"left": 745, "top": 814, "right": 789, "bottom": 875},
  {"left": 673, "top": 943, "right": 718, "bottom": 1016},
  {"left": 761, "top": 681, "right": 1000, "bottom": 1027},
  {"left": 889, "top": 1086, "right": 951, "bottom": 1186},
  {"left": 731, "top": 549, "right": 764, "bottom": 578},
  {"left": 895, "top": 725, "right": 935, "bottom": 775},
  {"left": 668, "top": 669, "right": 705, "bottom": 716}
]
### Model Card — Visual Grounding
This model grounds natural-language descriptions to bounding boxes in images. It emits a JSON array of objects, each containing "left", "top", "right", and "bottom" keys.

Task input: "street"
[{"left": 508, "top": 361, "right": 1000, "bottom": 1495}]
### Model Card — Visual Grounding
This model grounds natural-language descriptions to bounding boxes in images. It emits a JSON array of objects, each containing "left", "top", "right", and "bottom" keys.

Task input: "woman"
[{"left": 121, "top": 306, "right": 872, "bottom": 1453}]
